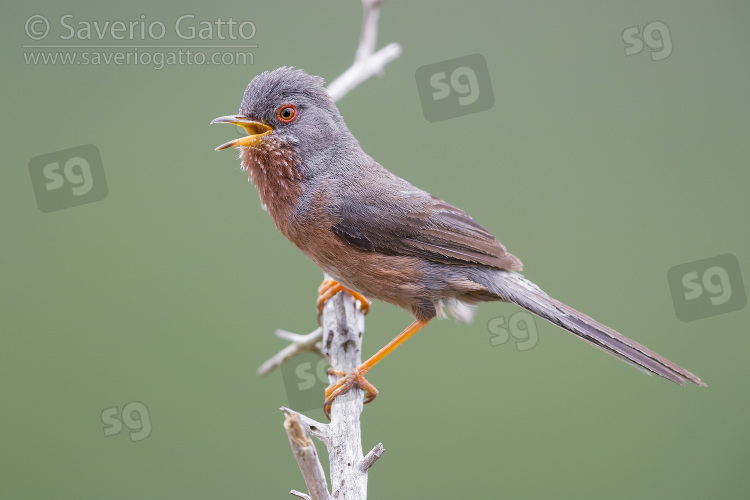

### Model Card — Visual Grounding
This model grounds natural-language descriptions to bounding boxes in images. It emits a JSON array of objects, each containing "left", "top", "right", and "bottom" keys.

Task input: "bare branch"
[
  {"left": 327, "top": 0, "right": 402, "bottom": 102},
  {"left": 358, "top": 443, "right": 385, "bottom": 472},
  {"left": 355, "top": 0, "right": 381, "bottom": 63},
  {"left": 257, "top": 327, "right": 323, "bottom": 377},
  {"left": 327, "top": 44, "right": 402, "bottom": 102},
  {"left": 290, "top": 491, "right": 311, "bottom": 500},
  {"left": 284, "top": 413, "right": 331, "bottom": 500},
  {"left": 281, "top": 407, "right": 330, "bottom": 445},
  {"left": 319, "top": 292, "right": 369, "bottom": 499}
]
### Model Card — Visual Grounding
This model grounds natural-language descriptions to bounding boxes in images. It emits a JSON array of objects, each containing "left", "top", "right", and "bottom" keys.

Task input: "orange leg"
[
  {"left": 323, "top": 318, "right": 430, "bottom": 419},
  {"left": 317, "top": 278, "right": 371, "bottom": 320}
]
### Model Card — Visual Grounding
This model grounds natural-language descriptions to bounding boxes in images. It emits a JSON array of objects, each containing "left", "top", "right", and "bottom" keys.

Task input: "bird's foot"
[
  {"left": 317, "top": 278, "right": 371, "bottom": 323},
  {"left": 323, "top": 366, "right": 378, "bottom": 419}
]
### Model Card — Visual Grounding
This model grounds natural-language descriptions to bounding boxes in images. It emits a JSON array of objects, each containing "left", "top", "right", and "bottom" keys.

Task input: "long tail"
[{"left": 489, "top": 271, "right": 706, "bottom": 387}]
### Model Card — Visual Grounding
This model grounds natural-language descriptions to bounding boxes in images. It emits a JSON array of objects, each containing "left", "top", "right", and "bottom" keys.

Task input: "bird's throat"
[{"left": 240, "top": 139, "right": 304, "bottom": 220}]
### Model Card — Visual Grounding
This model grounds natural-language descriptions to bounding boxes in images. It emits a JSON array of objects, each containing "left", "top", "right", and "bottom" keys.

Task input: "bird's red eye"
[{"left": 277, "top": 104, "right": 297, "bottom": 123}]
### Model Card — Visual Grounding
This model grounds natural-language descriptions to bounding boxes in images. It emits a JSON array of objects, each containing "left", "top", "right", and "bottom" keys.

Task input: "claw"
[
  {"left": 317, "top": 278, "right": 371, "bottom": 324},
  {"left": 320, "top": 319, "right": 431, "bottom": 418},
  {"left": 323, "top": 366, "right": 379, "bottom": 419}
]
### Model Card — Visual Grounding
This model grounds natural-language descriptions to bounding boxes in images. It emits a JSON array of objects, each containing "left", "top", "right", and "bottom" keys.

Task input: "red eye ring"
[{"left": 277, "top": 104, "right": 297, "bottom": 123}]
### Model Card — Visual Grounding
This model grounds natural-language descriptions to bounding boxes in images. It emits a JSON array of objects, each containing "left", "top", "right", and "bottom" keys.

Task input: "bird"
[{"left": 211, "top": 67, "right": 705, "bottom": 417}]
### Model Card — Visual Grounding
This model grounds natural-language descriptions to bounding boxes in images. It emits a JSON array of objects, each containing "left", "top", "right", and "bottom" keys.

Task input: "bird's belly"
[{"left": 290, "top": 224, "right": 425, "bottom": 310}]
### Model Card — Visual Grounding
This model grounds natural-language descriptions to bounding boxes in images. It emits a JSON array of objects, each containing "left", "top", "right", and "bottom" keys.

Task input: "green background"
[{"left": 2, "top": 1, "right": 749, "bottom": 498}]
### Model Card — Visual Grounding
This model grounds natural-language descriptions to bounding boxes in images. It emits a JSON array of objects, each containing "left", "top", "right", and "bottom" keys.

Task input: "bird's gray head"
[{"left": 211, "top": 67, "right": 354, "bottom": 156}]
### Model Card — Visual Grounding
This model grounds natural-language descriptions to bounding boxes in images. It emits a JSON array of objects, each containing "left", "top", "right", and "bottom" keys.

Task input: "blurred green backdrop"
[{"left": 2, "top": 1, "right": 749, "bottom": 498}]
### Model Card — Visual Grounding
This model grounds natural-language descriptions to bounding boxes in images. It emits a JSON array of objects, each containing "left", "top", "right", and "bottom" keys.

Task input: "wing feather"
[{"left": 331, "top": 177, "right": 521, "bottom": 270}]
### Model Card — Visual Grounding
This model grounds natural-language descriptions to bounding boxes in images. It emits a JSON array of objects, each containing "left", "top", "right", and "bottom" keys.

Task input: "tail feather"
[{"left": 491, "top": 271, "right": 706, "bottom": 387}]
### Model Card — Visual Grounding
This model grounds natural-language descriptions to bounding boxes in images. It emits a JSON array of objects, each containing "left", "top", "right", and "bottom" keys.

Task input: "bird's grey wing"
[{"left": 331, "top": 174, "right": 522, "bottom": 271}]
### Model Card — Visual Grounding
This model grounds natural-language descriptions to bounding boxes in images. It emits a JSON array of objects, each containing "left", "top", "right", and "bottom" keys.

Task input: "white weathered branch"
[
  {"left": 284, "top": 413, "right": 331, "bottom": 500},
  {"left": 279, "top": 292, "right": 375, "bottom": 499},
  {"left": 358, "top": 443, "right": 386, "bottom": 472},
  {"left": 327, "top": 43, "right": 402, "bottom": 102},
  {"left": 265, "top": 1, "right": 400, "bottom": 498},
  {"left": 327, "top": 0, "right": 402, "bottom": 102},
  {"left": 356, "top": 0, "right": 381, "bottom": 62},
  {"left": 319, "top": 292, "right": 371, "bottom": 499},
  {"left": 257, "top": 328, "right": 323, "bottom": 377},
  {"left": 281, "top": 407, "right": 330, "bottom": 445}
]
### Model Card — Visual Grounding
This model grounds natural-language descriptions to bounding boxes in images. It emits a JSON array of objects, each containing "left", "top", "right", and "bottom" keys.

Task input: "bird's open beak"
[{"left": 210, "top": 115, "right": 273, "bottom": 151}]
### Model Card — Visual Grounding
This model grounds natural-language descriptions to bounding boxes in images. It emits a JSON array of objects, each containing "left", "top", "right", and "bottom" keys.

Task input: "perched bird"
[{"left": 212, "top": 67, "right": 705, "bottom": 417}]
